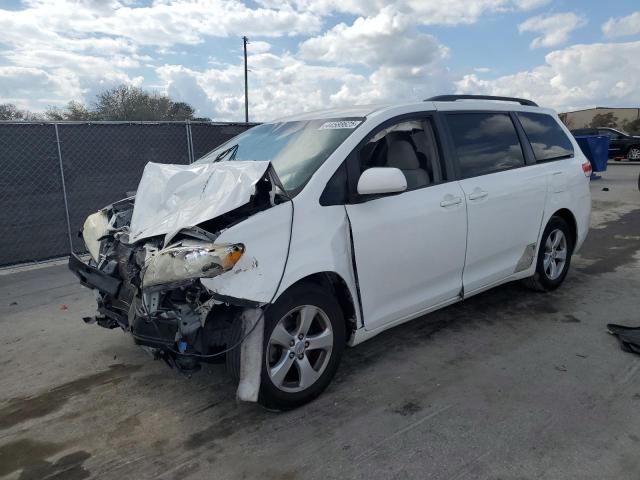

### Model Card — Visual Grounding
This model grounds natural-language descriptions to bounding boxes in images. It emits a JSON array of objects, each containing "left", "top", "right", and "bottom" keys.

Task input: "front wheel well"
[
  {"left": 550, "top": 208, "right": 577, "bottom": 248},
  {"left": 280, "top": 272, "right": 357, "bottom": 342}
]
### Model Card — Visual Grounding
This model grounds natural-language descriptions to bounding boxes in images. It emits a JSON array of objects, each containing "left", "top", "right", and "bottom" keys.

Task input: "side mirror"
[{"left": 357, "top": 167, "right": 407, "bottom": 196}]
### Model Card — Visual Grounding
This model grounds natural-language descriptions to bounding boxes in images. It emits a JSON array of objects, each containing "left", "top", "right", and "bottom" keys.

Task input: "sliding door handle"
[
  {"left": 468, "top": 189, "right": 488, "bottom": 201},
  {"left": 440, "top": 196, "right": 462, "bottom": 207}
]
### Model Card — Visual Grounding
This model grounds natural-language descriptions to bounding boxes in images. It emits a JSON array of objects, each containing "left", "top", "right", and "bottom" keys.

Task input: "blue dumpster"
[{"left": 574, "top": 135, "right": 609, "bottom": 172}]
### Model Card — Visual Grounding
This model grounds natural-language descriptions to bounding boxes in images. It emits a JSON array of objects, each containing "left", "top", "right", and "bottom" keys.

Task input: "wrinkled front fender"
[
  {"left": 201, "top": 202, "right": 292, "bottom": 304},
  {"left": 201, "top": 201, "right": 361, "bottom": 330}
]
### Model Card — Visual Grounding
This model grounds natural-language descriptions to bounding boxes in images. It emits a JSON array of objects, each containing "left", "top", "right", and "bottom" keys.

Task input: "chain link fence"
[{"left": 0, "top": 121, "right": 256, "bottom": 267}]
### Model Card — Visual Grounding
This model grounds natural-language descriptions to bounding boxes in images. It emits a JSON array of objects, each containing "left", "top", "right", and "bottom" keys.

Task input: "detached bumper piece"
[
  {"left": 68, "top": 253, "right": 121, "bottom": 296},
  {"left": 607, "top": 323, "right": 640, "bottom": 354}
]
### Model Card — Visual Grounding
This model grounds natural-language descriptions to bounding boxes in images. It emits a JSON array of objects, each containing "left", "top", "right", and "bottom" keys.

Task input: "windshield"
[{"left": 196, "top": 118, "right": 363, "bottom": 192}]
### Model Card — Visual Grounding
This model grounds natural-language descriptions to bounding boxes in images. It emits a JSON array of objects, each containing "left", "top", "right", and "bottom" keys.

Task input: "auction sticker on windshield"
[{"left": 319, "top": 120, "right": 362, "bottom": 130}]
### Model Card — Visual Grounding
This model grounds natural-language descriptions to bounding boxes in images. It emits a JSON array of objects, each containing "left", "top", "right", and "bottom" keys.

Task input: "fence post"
[
  {"left": 54, "top": 123, "right": 74, "bottom": 253},
  {"left": 185, "top": 120, "right": 194, "bottom": 163},
  {"left": 189, "top": 121, "right": 195, "bottom": 162}
]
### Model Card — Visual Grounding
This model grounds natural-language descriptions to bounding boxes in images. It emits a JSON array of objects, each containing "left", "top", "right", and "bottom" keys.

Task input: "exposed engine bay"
[{"left": 69, "top": 160, "right": 285, "bottom": 381}]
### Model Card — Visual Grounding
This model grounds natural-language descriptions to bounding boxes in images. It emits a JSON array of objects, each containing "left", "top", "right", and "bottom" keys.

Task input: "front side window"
[
  {"left": 598, "top": 129, "right": 623, "bottom": 140},
  {"left": 357, "top": 118, "right": 443, "bottom": 190},
  {"left": 446, "top": 113, "right": 525, "bottom": 178},
  {"left": 517, "top": 112, "right": 574, "bottom": 162},
  {"left": 196, "top": 118, "right": 363, "bottom": 193}
]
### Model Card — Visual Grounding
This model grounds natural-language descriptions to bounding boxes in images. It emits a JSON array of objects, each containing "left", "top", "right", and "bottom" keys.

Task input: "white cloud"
[
  {"left": 249, "top": 41, "right": 272, "bottom": 54},
  {"left": 512, "top": 0, "right": 550, "bottom": 9},
  {"left": 602, "top": 11, "right": 640, "bottom": 38},
  {"left": 518, "top": 12, "right": 587, "bottom": 49},
  {"left": 157, "top": 55, "right": 365, "bottom": 121},
  {"left": 299, "top": 8, "right": 448, "bottom": 68},
  {"left": 157, "top": 49, "right": 453, "bottom": 121},
  {"left": 154, "top": 6, "right": 454, "bottom": 121},
  {"left": 2, "top": 0, "right": 321, "bottom": 46},
  {"left": 0, "top": 0, "right": 321, "bottom": 109},
  {"left": 0, "top": 66, "right": 68, "bottom": 109},
  {"left": 5, "top": 0, "right": 635, "bottom": 123},
  {"left": 258, "top": 0, "right": 550, "bottom": 24},
  {"left": 455, "top": 41, "right": 640, "bottom": 111}
]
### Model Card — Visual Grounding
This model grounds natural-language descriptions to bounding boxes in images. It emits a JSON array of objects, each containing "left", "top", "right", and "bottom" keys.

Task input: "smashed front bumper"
[
  {"left": 68, "top": 250, "right": 234, "bottom": 369},
  {"left": 68, "top": 251, "right": 265, "bottom": 400}
]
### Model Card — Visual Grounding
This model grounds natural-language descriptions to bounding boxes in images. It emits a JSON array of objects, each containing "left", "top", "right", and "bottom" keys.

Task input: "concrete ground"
[{"left": 1, "top": 165, "right": 639, "bottom": 480}]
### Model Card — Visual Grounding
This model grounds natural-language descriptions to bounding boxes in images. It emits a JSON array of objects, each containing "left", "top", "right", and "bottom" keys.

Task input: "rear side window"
[
  {"left": 446, "top": 113, "right": 525, "bottom": 178},
  {"left": 517, "top": 112, "right": 574, "bottom": 162}
]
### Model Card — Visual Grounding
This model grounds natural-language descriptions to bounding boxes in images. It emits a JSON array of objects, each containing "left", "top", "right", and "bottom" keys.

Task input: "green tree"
[
  {"left": 3, "top": 85, "right": 203, "bottom": 122},
  {"left": 0, "top": 103, "right": 43, "bottom": 121},
  {"left": 168, "top": 101, "right": 196, "bottom": 120},
  {"left": 622, "top": 118, "right": 640, "bottom": 136},
  {"left": 93, "top": 85, "right": 197, "bottom": 121},
  {"left": 589, "top": 112, "right": 619, "bottom": 129},
  {"left": 45, "top": 101, "right": 94, "bottom": 121}
]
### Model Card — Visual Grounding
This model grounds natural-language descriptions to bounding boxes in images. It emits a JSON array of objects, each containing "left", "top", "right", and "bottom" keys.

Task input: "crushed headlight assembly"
[
  {"left": 83, "top": 210, "right": 109, "bottom": 262},
  {"left": 142, "top": 242, "right": 245, "bottom": 289}
]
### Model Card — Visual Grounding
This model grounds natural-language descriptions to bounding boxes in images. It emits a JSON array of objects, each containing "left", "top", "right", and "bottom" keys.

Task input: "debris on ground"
[{"left": 607, "top": 324, "right": 640, "bottom": 354}]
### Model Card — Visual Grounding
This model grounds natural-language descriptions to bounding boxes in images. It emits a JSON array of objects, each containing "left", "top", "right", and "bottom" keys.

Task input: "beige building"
[{"left": 560, "top": 107, "right": 640, "bottom": 131}]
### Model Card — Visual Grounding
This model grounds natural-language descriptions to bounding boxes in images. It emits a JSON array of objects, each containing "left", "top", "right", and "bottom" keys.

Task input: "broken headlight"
[
  {"left": 83, "top": 210, "right": 109, "bottom": 262},
  {"left": 142, "top": 242, "right": 244, "bottom": 289}
]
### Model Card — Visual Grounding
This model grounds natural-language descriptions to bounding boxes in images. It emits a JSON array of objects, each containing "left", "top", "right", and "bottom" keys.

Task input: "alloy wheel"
[
  {"left": 266, "top": 305, "right": 334, "bottom": 393},
  {"left": 628, "top": 147, "right": 640, "bottom": 161},
  {"left": 543, "top": 229, "right": 568, "bottom": 280}
]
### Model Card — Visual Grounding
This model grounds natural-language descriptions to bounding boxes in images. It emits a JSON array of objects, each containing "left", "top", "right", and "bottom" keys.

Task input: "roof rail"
[{"left": 426, "top": 94, "right": 538, "bottom": 107}]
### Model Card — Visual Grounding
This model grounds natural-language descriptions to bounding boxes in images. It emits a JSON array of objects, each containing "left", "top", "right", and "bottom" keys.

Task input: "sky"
[{"left": 0, "top": 0, "right": 639, "bottom": 121}]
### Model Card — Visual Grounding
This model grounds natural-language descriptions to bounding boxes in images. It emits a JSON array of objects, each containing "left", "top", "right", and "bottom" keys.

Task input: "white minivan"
[{"left": 70, "top": 95, "right": 592, "bottom": 409}]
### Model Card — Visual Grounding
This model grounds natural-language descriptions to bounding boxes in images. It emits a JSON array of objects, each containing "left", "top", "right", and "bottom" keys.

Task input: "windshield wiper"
[{"left": 213, "top": 144, "right": 238, "bottom": 162}]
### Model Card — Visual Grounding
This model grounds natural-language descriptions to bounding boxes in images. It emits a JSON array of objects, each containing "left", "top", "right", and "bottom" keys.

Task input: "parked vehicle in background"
[
  {"left": 69, "top": 95, "right": 592, "bottom": 410},
  {"left": 571, "top": 127, "right": 640, "bottom": 161}
]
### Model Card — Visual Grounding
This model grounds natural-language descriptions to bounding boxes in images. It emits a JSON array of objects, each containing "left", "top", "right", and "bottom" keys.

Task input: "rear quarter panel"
[{"left": 539, "top": 133, "right": 591, "bottom": 255}]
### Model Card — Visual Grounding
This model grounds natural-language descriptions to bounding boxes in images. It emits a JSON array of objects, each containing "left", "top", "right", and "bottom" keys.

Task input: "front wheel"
[
  {"left": 258, "top": 283, "right": 345, "bottom": 410},
  {"left": 522, "top": 216, "right": 574, "bottom": 292}
]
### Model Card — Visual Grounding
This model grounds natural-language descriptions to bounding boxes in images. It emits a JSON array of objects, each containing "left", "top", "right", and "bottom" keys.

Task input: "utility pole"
[{"left": 243, "top": 36, "right": 249, "bottom": 123}]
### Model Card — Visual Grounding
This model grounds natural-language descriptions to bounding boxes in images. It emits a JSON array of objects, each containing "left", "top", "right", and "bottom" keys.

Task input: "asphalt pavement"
[{"left": 1, "top": 164, "right": 639, "bottom": 480}]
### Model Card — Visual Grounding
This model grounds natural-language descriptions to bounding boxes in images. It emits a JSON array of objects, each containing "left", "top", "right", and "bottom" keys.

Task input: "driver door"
[{"left": 344, "top": 116, "right": 467, "bottom": 332}]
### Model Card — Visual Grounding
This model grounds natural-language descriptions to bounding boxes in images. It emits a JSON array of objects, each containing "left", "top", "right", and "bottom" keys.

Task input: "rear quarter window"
[
  {"left": 517, "top": 112, "right": 574, "bottom": 162},
  {"left": 446, "top": 112, "right": 525, "bottom": 178}
]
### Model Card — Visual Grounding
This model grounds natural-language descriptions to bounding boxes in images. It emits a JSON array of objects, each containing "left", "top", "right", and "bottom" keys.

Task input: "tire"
[
  {"left": 522, "top": 216, "right": 574, "bottom": 292},
  {"left": 257, "top": 283, "right": 345, "bottom": 410},
  {"left": 627, "top": 146, "right": 640, "bottom": 161}
]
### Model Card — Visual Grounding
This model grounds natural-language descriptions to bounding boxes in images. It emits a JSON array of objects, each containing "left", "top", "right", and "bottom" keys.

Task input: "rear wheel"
[
  {"left": 627, "top": 146, "right": 640, "bottom": 161},
  {"left": 522, "top": 216, "right": 573, "bottom": 292}
]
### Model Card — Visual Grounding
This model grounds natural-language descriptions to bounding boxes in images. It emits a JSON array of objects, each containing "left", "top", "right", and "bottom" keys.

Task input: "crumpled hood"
[{"left": 129, "top": 160, "right": 270, "bottom": 243}]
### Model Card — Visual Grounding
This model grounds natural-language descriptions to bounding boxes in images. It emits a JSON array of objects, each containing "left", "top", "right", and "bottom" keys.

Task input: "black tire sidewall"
[
  {"left": 258, "top": 283, "right": 345, "bottom": 410},
  {"left": 534, "top": 216, "right": 573, "bottom": 290}
]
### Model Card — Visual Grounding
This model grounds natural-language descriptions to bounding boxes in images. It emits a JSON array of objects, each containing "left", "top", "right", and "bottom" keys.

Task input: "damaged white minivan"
[{"left": 69, "top": 95, "right": 591, "bottom": 409}]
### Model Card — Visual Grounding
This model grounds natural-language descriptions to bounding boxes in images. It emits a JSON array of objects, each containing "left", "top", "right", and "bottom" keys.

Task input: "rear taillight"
[{"left": 582, "top": 161, "right": 592, "bottom": 178}]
